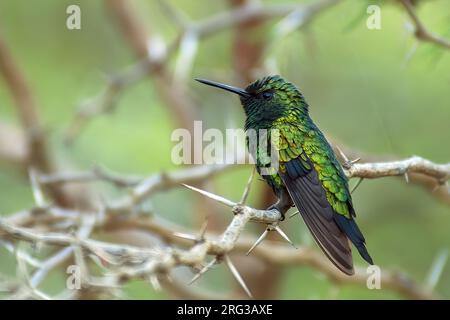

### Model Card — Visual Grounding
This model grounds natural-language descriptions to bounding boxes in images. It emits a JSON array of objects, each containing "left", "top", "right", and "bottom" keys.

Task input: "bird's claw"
[{"left": 266, "top": 204, "right": 285, "bottom": 221}]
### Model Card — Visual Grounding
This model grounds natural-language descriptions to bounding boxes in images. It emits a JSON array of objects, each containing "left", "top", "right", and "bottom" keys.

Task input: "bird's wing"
[
  {"left": 301, "top": 129, "right": 373, "bottom": 265},
  {"left": 273, "top": 124, "right": 359, "bottom": 275},
  {"left": 281, "top": 159, "right": 355, "bottom": 275}
]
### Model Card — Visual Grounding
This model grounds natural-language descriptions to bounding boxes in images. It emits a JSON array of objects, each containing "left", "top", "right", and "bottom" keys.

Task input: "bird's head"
[{"left": 196, "top": 75, "right": 308, "bottom": 125}]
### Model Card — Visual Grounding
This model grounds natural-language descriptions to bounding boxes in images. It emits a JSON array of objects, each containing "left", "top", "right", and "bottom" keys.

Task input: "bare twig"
[
  {"left": 332, "top": 142, "right": 450, "bottom": 206},
  {"left": 0, "top": 33, "right": 70, "bottom": 206},
  {"left": 400, "top": 0, "right": 450, "bottom": 50},
  {"left": 0, "top": 198, "right": 437, "bottom": 300},
  {"left": 66, "top": 0, "right": 340, "bottom": 143},
  {"left": 0, "top": 122, "right": 27, "bottom": 168},
  {"left": 39, "top": 165, "right": 142, "bottom": 188},
  {"left": 1, "top": 0, "right": 447, "bottom": 301},
  {"left": 2, "top": 157, "right": 445, "bottom": 301},
  {"left": 347, "top": 156, "right": 450, "bottom": 183},
  {"left": 37, "top": 155, "right": 450, "bottom": 209},
  {"left": 66, "top": 0, "right": 199, "bottom": 145}
]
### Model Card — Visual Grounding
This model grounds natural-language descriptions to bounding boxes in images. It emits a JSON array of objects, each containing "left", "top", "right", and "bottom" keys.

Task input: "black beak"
[{"left": 195, "top": 78, "right": 249, "bottom": 97}]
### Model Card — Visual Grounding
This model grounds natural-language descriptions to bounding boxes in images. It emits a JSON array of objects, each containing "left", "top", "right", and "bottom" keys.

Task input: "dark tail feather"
[
  {"left": 281, "top": 168, "right": 355, "bottom": 275},
  {"left": 334, "top": 214, "right": 374, "bottom": 265},
  {"left": 356, "top": 243, "right": 374, "bottom": 265}
]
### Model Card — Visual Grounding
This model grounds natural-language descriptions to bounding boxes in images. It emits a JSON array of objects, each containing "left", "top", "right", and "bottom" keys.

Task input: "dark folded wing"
[{"left": 282, "top": 159, "right": 355, "bottom": 275}]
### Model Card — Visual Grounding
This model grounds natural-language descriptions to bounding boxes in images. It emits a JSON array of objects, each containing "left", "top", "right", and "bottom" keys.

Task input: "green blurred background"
[{"left": 0, "top": 0, "right": 449, "bottom": 299}]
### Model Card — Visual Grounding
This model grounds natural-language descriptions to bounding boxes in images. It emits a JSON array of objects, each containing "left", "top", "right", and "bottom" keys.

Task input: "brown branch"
[
  {"left": 0, "top": 199, "right": 437, "bottom": 300},
  {"left": 106, "top": 0, "right": 198, "bottom": 130},
  {"left": 1, "top": 0, "right": 446, "bottom": 301},
  {"left": 2, "top": 153, "right": 447, "bottom": 299},
  {"left": 65, "top": 0, "right": 198, "bottom": 145},
  {"left": 100, "top": 208, "right": 437, "bottom": 300},
  {"left": 400, "top": 0, "right": 450, "bottom": 50},
  {"left": 37, "top": 153, "right": 450, "bottom": 209},
  {"left": 0, "top": 122, "right": 27, "bottom": 168},
  {"left": 347, "top": 156, "right": 450, "bottom": 182},
  {"left": 64, "top": 59, "right": 158, "bottom": 145},
  {"left": 332, "top": 141, "right": 450, "bottom": 206},
  {"left": 227, "top": 0, "right": 273, "bottom": 298},
  {"left": 195, "top": 0, "right": 340, "bottom": 38},
  {"left": 0, "top": 34, "right": 47, "bottom": 170},
  {"left": 66, "top": 0, "right": 340, "bottom": 143},
  {"left": 38, "top": 165, "right": 142, "bottom": 188},
  {"left": 0, "top": 32, "right": 72, "bottom": 206}
]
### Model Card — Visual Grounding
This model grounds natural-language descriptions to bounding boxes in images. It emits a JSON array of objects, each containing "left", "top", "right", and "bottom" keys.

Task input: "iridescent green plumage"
[
  {"left": 196, "top": 75, "right": 373, "bottom": 275},
  {"left": 245, "top": 76, "right": 353, "bottom": 218}
]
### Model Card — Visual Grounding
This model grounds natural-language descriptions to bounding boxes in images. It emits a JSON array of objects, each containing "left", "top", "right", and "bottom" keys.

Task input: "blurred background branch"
[
  {"left": 400, "top": 0, "right": 450, "bottom": 50},
  {"left": 0, "top": 157, "right": 444, "bottom": 299},
  {"left": 0, "top": 153, "right": 448, "bottom": 299},
  {"left": 0, "top": 0, "right": 449, "bottom": 300}
]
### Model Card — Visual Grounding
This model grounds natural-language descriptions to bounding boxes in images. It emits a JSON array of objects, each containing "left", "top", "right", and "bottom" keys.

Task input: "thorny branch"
[
  {"left": 38, "top": 155, "right": 450, "bottom": 209},
  {"left": 0, "top": 33, "right": 72, "bottom": 206},
  {"left": 332, "top": 142, "right": 450, "bottom": 206},
  {"left": 400, "top": 0, "right": 450, "bottom": 50},
  {"left": 346, "top": 156, "right": 450, "bottom": 183},
  {"left": 64, "top": 0, "right": 340, "bottom": 143},
  {"left": 1, "top": 153, "right": 448, "bottom": 299},
  {"left": 0, "top": 200, "right": 437, "bottom": 300},
  {"left": 1, "top": 0, "right": 449, "bottom": 301}
]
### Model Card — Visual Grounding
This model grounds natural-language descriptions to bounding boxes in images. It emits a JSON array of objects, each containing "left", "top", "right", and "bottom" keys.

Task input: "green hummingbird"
[{"left": 196, "top": 75, "right": 373, "bottom": 275}]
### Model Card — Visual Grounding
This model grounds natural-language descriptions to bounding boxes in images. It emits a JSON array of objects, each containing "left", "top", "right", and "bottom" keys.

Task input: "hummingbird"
[{"left": 196, "top": 75, "right": 373, "bottom": 275}]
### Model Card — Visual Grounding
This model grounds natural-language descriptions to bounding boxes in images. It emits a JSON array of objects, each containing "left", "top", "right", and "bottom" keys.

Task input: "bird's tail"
[{"left": 334, "top": 214, "right": 374, "bottom": 265}]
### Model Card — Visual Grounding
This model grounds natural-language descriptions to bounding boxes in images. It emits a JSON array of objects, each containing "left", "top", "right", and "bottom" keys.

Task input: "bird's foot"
[{"left": 266, "top": 204, "right": 286, "bottom": 221}]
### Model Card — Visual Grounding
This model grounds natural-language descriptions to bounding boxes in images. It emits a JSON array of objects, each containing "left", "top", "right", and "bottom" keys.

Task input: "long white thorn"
[
  {"left": 240, "top": 168, "right": 255, "bottom": 205},
  {"left": 29, "top": 168, "right": 46, "bottom": 207},
  {"left": 289, "top": 210, "right": 299, "bottom": 219},
  {"left": 274, "top": 226, "right": 297, "bottom": 249},
  {"left": 225, "top": 255, "right": 253, "bottom": 299},
  {"left": 425, "top": 249, "right": 448, "bottom": 290},
  {"left": 198, "top": 219, "right": 208, "bottom": 240},
  {"left": 188, "top": 257, "right": 217, "bottom": 285},
  {"left": 172, "top": 232, "right": 197, "bottom": 241},
  {"left": 404, "top": 171, "right": 410, "bottom": 184},
  {"left": 182, "top": 184, "right": 236, "bottom": 207},
  {"left": 351, "top": 177, "right": 364, "bottom": 194},
  {"left": 150, "top": 275, "right": 161, "bottom": 291},
  {"left": 174, "top": 30, "right": 198, "bottom": 82},
  {"left": 335, "top": 145, "right": 349, "bottom": 163},
  {"left": 246, "top": 229, "right": 269, "bottom": 256}
]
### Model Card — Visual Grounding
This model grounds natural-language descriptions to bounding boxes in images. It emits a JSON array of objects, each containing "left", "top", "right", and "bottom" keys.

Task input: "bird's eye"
[{"left": 262, "top": 91, "right": 273, "bottom": 100}]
